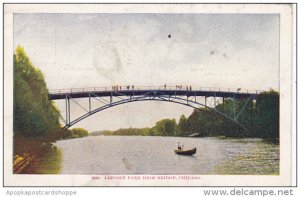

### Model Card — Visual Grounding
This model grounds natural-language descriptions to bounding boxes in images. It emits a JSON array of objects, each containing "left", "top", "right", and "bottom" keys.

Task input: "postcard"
[{"left": 3, "top": 3, "right": 295, "bottom": 186}]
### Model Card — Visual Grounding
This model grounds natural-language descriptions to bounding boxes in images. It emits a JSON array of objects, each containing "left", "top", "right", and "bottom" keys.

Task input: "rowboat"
[{"left": 174, "top": 148, "right": 196, "bottom": 156}]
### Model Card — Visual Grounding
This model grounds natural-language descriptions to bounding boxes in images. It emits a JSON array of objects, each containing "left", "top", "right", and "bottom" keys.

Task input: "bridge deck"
[{"left": 49, "top": 86, "right": 262, "bottom": 100}]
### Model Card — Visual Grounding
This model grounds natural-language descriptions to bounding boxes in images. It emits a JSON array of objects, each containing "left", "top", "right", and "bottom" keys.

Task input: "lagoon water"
[{"left": 55, "top": 136, "right": 279, "bottom": 175}]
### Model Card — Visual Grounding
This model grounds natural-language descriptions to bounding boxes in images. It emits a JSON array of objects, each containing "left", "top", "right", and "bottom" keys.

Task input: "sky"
[{"left": 14, "top": 13, "right": 279, "bottom": 131}]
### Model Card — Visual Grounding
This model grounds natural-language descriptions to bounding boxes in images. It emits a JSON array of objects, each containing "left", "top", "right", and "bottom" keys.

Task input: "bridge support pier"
[
  {"left": 65, "top": 96, "right": 68, "bottom": 125},
  {"left": 64, "top": 95, "right": 71, "bottom": 127},
  {"left": 89, "top": 93, "right": 91, "bottom": 112}
]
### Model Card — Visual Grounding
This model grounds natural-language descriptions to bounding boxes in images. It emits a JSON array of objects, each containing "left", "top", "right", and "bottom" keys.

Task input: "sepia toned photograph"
[{"left": 3, "top": 4, "right": 294, "bottom": 186}]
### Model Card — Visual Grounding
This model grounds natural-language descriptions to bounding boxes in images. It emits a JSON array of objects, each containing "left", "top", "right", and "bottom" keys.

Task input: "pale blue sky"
[{"left": 14, "top": 13, "right": 279, "bottom": 131}]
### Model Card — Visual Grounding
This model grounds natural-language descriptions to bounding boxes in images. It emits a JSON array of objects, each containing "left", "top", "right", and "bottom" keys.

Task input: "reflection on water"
[{"left": 55, "top": 136, "right": 279, "bottom": 175}]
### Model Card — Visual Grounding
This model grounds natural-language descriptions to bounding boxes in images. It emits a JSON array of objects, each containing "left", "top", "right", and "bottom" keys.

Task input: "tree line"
[{"left": 177, "top": 90, "right": 279, "bottom": 139}]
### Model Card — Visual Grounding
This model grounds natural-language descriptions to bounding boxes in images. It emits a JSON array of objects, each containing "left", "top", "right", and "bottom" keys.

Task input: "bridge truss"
[{"left": 49, "top": 86, "right": 261, "bottom": 130}]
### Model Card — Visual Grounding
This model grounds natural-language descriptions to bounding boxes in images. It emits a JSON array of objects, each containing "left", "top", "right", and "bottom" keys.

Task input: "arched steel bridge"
[{"left": 48, "top": 86, "right": 263, "bottom": 130}]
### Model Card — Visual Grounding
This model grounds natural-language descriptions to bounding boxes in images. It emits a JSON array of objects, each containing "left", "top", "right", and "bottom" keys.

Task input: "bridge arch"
[{"left": 49, "top": 87, "right": 259, "bottom": 131}]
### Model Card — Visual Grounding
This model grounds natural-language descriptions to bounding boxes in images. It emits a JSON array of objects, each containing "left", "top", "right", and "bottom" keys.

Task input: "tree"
[
  {"left": 178, "top": 115, "right": 188, "bottom": 136},
  {"left": 256, "top": 90, "right": 279, "bottom": 139},
  {"left": 14, "top": 46, "right": 60, "bottom": 137},
  {"left": 71, "top": 128, "right": 89, "bottom": 138},
  {"left": 150, "top": 119, "right": 177, "bottom": 136},
  {"left": 164, "top": 119, "right": 177, "bottom": 136}
]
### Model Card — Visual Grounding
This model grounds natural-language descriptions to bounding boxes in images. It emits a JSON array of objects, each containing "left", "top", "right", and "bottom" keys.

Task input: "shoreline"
[{"left": 13, "top": 136, "right": 62, "bottom": 174}]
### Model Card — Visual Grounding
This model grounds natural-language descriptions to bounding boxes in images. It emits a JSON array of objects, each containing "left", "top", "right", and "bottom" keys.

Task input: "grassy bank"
[
  {"left": 13, "top": 135, "right": 62, "bottom": 174},
  {"left": 26, "top": 146, "right": 62, "bottom": 174}
]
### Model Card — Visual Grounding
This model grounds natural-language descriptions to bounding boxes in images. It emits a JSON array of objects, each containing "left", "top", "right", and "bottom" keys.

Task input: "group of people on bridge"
[
  {"left": 111, "top": 85, "right": 193, "bottom": 92},
  {"left": 174, "top": 85, "right": 192, "bottom": 91},
  {"left": 112, "top": 85, "right": 134, "bottom": 91},
  {"left": 162, "top": 84, "right": 192, "bottom": 91}
]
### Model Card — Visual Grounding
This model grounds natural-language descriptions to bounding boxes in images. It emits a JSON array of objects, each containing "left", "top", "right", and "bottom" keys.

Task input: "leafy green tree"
[
  {"left": 185, "top": 108, "right": 220, "bottom": 137},
  {"left": 14, "top": 46, "right": 60, "bottom": 137},
  {"left": 164, "top": 119, "right": 177, "bottom": 136},
  {"left": 256, "top": 90, "right": 279, "bottom": 139},
  {"left": 178, "top": 115, "right": 188, "bottom": 136},
  {"left": 71, "top": 128, "right": 89, "bottom": 138},
  {"left": 150, "top": 119, "right": 177, "bottom": 136}
]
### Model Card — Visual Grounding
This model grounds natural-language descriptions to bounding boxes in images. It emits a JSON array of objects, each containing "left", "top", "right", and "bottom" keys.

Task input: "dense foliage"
[
  {"left": 71, "top": 128, "right": 89, "bottom": 138},
  {"left": 14, "top": 47, "right": 60, "bottom": 137},
  {"left": 256, "top": 91, "right": 279, "bottom": 139},
  {"left": 149, "top": 119, "right": 177, "bottom": 136}
]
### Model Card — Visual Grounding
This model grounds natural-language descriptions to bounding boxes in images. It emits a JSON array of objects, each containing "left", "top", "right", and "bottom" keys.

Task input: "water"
[{"left": 55, "top": 136, "right": 279, "bottom": 175}]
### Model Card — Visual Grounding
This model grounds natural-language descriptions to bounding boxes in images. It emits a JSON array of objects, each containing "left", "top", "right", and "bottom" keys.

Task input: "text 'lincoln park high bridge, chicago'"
[{"left": 48, "top": 85, "right": 263, "bottom": 131}]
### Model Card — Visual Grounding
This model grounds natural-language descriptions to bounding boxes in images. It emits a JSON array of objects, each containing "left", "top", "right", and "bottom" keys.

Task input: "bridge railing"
[{"left": 49, "top": 86, "right": 264, "bottom": 95}]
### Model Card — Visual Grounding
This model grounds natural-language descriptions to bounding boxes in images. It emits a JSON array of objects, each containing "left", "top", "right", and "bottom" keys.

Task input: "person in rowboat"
[{"left": 177, "top": 142, "right": 182, "bottom": 151}]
